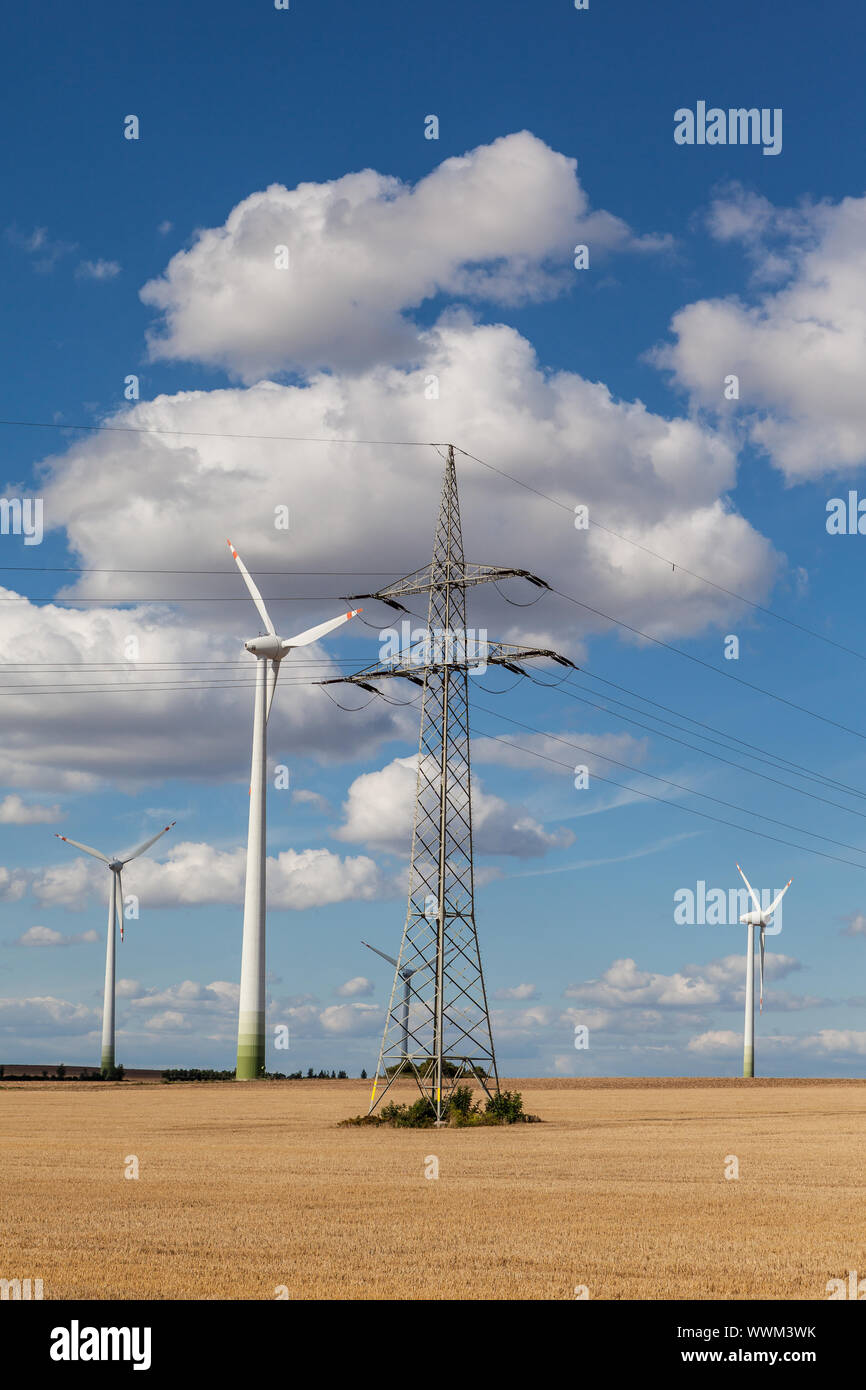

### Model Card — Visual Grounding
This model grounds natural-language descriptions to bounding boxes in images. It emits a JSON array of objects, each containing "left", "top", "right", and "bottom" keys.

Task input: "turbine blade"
[
  {"left": 361, "top": 940, "right": 400, "bottom": 970},
  {"left": 265, "top": 659, "right": 280, "bottom": 722},
  {"left": 766, "top": 878, "right": 793, "bottom": 916},
  {"left": 227, "top": 539, "right": 275, "bottom": 636},
  {"left": 120, "top": 821, "right": 176, "bottom": 864},
  {"left": 54, "top": 834, "right": 110, "bottom": 863},
  {"left": 117, "top": 868, "right": 125, "bottom": 943},
  {"left": 282, "top": 608, "right": 362, "bottom": 650},
  {"left": 736, "top": 862, "right": 762, "bottom": 915},
  {"left": 759, "top": 924, "right": 765, "bottom": 1014}
]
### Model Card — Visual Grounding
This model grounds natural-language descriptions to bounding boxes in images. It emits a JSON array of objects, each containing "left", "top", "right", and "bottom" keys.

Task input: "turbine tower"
[
  {"left": 228, "top": 540, "right": 361, "bottom": 1079},
  {"left": 735, "top": 862, "right": 792, "bottom": 1078},
  {"left": 55, "top": 821, "right": 175, "bottom": 1073},
  {"left": 322, "top": 446, "right": 574, "bottom": 1119}
]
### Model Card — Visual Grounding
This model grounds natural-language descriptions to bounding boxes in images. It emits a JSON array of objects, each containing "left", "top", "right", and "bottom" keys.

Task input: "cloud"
[
  {"left": 689, "top": 1027, "right": 866, "bottom": 1059},
  {"left": 272, "top": 998, "right": 382, "bottom": 1038},
  {"left": 291, "top": 788, "right": 331, "bottom": 814},
  {"left": 565, "top": 953, "right": 803, "bottom": 1013},
  {"left": 143, "top": 1009, "right": 190, "bottom": 1032},
  {"left": 841, "top": 913, "right": 866, "bottom": 938},
  {"left": 806, "top": 1029, "right": 866, "bottom": 1056},
  {"left": 0, "top": 995, "right": 99, "bottom": 1037},
  {"left": 656, "top": 188, "right": 866, "bottom": 479},
  {"left": 7, "top": 925, "right": 98, "bottom": 948},
  {"left": 560, "top": 1005, "right": 615, "bottom": 1031},
  {"left": 0, "top": 795, "right": 61, "bottom": 825},
  {"left": 335, "top": 976, "right": 374, "bottom": 998},
  {"left": 702, "top": 183, "right": 821, "bottom": 283},
  {"left": 495, "top": 982, "right": 538, "bottom": 1000},
  {"left": 6, "top": 140, "right": 780, "bottom": 796},
  {"left": 491, "top": 1004, "right": 555, "bottom": 1041},
  {"left": 0, "top": 587, "right": 395, "bottom": 786},
  {"left": 7, "top": 224, "right": 76, "bottom": 271},
  {"left": 565, "top": 957, "right": 721, "bottom": 1008},
  {"left": 140, "top": 131, "right": 667, "bottom": 380},
  {"left": 39, "top": 316, "right": 776, "bottom": 649},
  {"left": 125, "top": 979, "right": 239, "bottom": 1037},
  {"left": 0, "top": 867, "right": 28, "bottom": 902},
  {"left": 75, "top": 259, "right": 121, "bottom": 281},
  {"left": 116, "top": 979, "right": 143, "bottom": 998},
  {"left": 317, "top": 1002, "right": 380, "bottom": 1034},
  {"left": 687, "top": 1029, "right": 743, "bottom": 1055},
  {"left": 473, "top": 729, "right": 648, "bottom": 775},
  {"left": 334, "top": 754, "right": 572, "bottom": 858},
  {"left": 33, "top": 839, "right": 392, "bottom": 911}
]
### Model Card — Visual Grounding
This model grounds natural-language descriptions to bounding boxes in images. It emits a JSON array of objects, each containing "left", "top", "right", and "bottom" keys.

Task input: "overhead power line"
[
  {"left": 470, "top": 720, "right": 866, "bottom": 874},
  {"left": 539, "top": 675, "right": 866, "bottom": 823},
  {"left": 2, "top": 419, "right": 857, "bottom": 664},
  {"left": 451, "top": 445, "right": 866, "bottom": 667},
  {"left": 549, "top": 586, "right": 866, "bottom": 745},
  {"left": 472, "top": 702, "right": 866, "bottom": 860},
  {"left": 0, "top": 566, "right": 412, "bottom": 575},
  {"left": 571, "top": 670, "right": 866, "bottom": 805},
  {"left": 0, "top": 418, "right": 441, "bottom": 446}
]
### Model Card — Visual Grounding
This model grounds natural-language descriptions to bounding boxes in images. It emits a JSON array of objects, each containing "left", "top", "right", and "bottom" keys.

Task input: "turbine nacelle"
[
  {"left": 244, "top": 635, "right": 286, "bottom": 659},
  {"left": 739, "top": 909, "right": 774, "bottom": 927}
]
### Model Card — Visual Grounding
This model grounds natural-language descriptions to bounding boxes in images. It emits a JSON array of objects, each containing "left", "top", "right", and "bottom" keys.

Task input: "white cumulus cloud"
[{"left": 141, "top": 131, "right": 668, "bottom": 380}]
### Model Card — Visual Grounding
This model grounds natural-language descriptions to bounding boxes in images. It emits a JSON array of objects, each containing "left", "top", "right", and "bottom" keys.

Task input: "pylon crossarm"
[
  {"left": 318, "top": 642, "right": 576, "bottom": 689},
  {"left": 346, "top": 564, "right": 549, "bottom": 605}
]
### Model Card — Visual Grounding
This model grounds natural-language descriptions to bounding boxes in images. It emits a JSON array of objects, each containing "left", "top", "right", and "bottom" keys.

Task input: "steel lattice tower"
[{"left": 322, "top": 446, "right": 574, "bottom": 1119}]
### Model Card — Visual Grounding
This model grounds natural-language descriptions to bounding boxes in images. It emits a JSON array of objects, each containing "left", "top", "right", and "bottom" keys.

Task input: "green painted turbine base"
[
  {"left": 236, "top": 1017, "right": 265, "bottom": 1079},
  {"left": 101, "top": 1049, "right": 115, "bottom": 1073},
  {"left": 235, "top": 1047, "right": 265, "bottom": 1079},
  {"left": 743, "top": 1046, "right": 754, "bottom": 1078}
]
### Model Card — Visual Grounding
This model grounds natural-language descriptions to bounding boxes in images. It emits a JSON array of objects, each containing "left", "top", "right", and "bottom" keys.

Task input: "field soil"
[{"left": 2, "top": 1077, "right": 864, "bottom": 1300}]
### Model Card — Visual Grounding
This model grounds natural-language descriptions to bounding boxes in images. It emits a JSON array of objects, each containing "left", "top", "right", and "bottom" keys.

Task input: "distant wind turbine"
[
  {"left": 735, "top": 862, "right": 792, "bottom": 1078},
  {"left": 55, "top": 822, "right": 175, "bottom": 1073},
  {"left": 227, "top": 539, "right": 361, "bottom": 1079},
  {"left": 362, "top": 939, "right": 417, "bottom": 1058}
]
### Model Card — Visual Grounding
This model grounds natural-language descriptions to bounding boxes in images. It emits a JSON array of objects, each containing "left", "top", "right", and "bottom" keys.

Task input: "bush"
[
  {"left": 161, "top": 1068, "right": 235, "bottom": 1082},
  {"left": 449, "top": 1085, "right": 475, "bottom": 1118},
  {"left": 484, "top": 1090, "right": 526, "bottom": 1123},
  {"left": 340, "top": 1086, "right": 540, "bottom": 1128},
  {"left": 378, "top": 1097, "right": 438, "bottom": 1128}
]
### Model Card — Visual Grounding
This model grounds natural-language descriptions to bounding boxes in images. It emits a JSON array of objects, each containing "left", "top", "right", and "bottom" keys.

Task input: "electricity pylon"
[{"left": 321, "top": 446, "right": 574, "bottom": 1119}]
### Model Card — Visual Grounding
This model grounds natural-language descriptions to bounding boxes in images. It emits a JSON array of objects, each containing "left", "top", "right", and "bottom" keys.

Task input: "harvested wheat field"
[{"left": 2, "top": 1076, "right": 865, "bottom": 1300}]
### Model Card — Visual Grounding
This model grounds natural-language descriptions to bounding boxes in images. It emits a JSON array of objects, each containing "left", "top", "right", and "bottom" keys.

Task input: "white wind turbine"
[
  {"left": 227, "top": 539, "right": 361, "bottom": 1079},
  {"left": 735, "top": 862, "right": 792, "bottom": 1078},
  {"left": 362, "top": 939, "right": 417, "bottom": 1059},
  {"left": 55, "top": 821, "right": 175, "bottom": 1074}
]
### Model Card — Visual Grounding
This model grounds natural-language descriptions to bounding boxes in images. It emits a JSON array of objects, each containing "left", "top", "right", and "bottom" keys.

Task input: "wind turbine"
[
  {"left": 362, "top": 939, "right": 417, "bottom": 1058},
  {"left": 228, "top": 539, "right": 361, "bottom": 1079},
  {"left": 55, "top": 821, "right": 175, "bottom": 1074},
  {"left": 735, "top": 863, "right": 792, "bottom": 1078}
]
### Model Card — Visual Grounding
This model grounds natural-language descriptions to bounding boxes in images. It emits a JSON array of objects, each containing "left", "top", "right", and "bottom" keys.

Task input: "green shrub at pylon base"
[{"left": 340, "top": 1087, "right": 540, "bottom": 1128}]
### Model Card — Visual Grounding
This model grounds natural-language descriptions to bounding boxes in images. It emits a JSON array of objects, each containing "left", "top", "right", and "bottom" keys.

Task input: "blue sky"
[{"left": 2, "top": 0, "right": 866, "bottom": 1076}]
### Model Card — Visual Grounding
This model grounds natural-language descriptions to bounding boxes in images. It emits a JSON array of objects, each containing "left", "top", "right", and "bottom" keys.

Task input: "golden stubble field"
[{"left": 2, "top": 1077, "right": 865, "bottom": 1300}]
